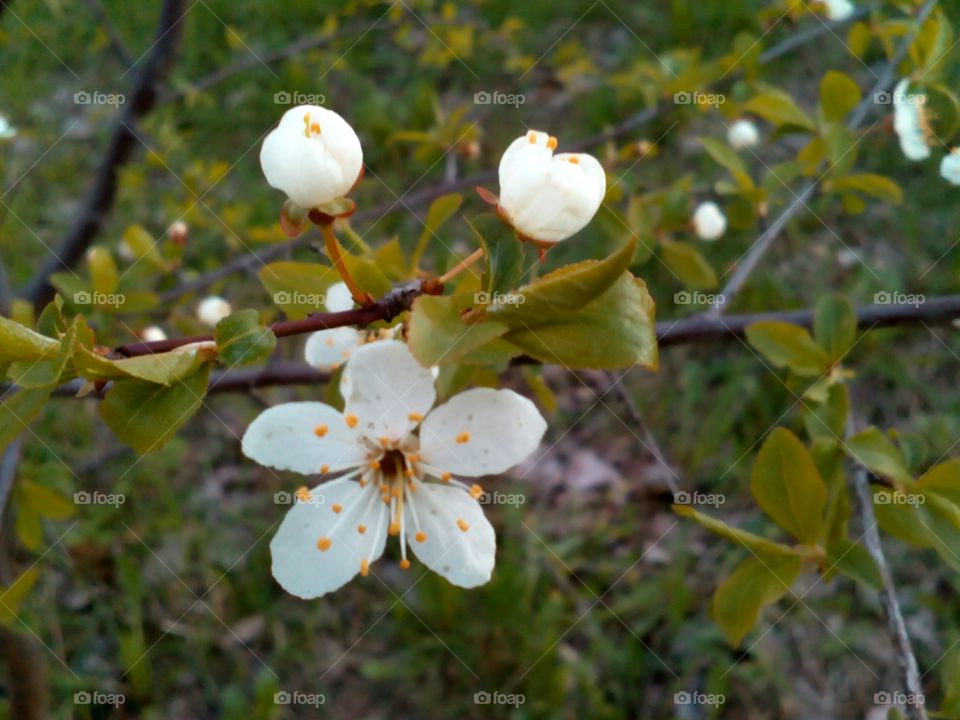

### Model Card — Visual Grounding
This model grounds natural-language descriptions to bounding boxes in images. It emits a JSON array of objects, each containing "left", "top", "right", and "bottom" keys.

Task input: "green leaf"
[
  {"left": 804, "top": 383, "right": 849, "bottom": 440},
  {"left": 659, "top": 239, "right": 718, "bottom": 289},
  {"left": 501, "top": 273, "right": 658, "bottom": 370},
  {"left": 337, "top": 241, "right": 392, "bottom": 298},
  {"left": 0, "top": 387, "right": 52, "bottom": 454},
  {"left": 0, "top": 316, "right": 59, "bottom": 363},
  {"left": 673, "top": 505, "right": 802, "bottom": 557},
  {"left": 711, "top": 555, "right": 801, "bottom": 646},
  {"left": 743, "top": 91, "right": 816, "bottom": 131},
  {"left": 215, "top": 309, "right": 277, "bottom": 367},
  {"left": 819, "top": 71, "right": 861, "bottom": 123},
  {"left": 19, "top": 479, "right": 75, "bottom": 520},
  {"left": 411, "top": 193, "right": 463, "bottom": 270},
  {"left": 485, "top": 237, "right": 637, "bottom": 326},
  {"left": 122, "top": 224, "right": 168, "bottom": 269},
  {"left": 87, "top": 247, "right": 119, "bottom": 295},
  {"left": 751, "top": 428, "right": 828, "bottom": 544},
  {"left": 407, "top": 294, "right": 509, "bottom": 366},
  {"left": 825, "top": 538, "right": 880, "bottom": 588},
  {"left": 814, "top": 294, "right": 857, "bottom": 361},
  {"left": 700, "top": 137, "right": 753, "bottom": 189},
  {"left": 845, "top": 427, "right": 913, "bottom": 486},
  {"left": 99, "top": 365, "right": 211, "bottom": 453},
  {"left": 745, "top": 321, "right": 831, "bottom": 377},
  {"left": 917, "top": 459, "right": 960, "bottom": 505},
  {"left": 0, "top": 569, "right": 38, "bottom": 626},
  {"left": 829, "top": 173, "right": 903, "bottom": 204},
  {"left": 258, "top": 261, "right": 339, "bottom": 319},
  {"left": 467, "top": 213, "right": 523, "bottom": 296}
]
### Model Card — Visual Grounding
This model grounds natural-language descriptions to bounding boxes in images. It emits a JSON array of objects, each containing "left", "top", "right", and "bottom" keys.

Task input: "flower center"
[{"left": 302, "top": 112, "right": 322, "bottom": 139}]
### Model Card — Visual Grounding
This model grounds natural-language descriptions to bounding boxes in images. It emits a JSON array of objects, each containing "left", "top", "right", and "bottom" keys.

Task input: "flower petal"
[
  {"left": 405, "top": 482, "right": 495, "bottom": 588},
  {"left": 304, "top": 327, "right": 363, "bottom": 371},
  {"left": 342, "top": 340, "right": 436, "bottom": 442},
  {"left": 419, "top": 388, "right": 546, "bottom": 476},
  {"left": 242, "top": 402, "right": 366, "bottom": 474},
  {"left": 271, "top": 478, "right": 388, "bottom": 598},
  {"left": 324, "top": 281, "right": 354, "bottom": 313}
]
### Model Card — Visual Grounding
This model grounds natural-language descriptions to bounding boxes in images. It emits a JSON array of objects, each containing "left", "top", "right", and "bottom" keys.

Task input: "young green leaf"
[
  {"left": 407, "top": 294, "right": 509, "bottom": 366},
  {"left": 744, "top": 321, "right": 831, "bottom": 377},
  {"left": 829, "top": 174, "right": 903, "bottom": 204},
  {"left": 660, "top": 240, "right": 718, "bottom": 289},
  {"left": 711, "top": 555, "right": 801, "bottom": 646},
  {"left": 0, "top": 387, "right": 53, "bottom": 454},
  {"left": 87, "top": 247, "right": 119, "bottom": 295},
  {"left": 215, "top": 309, "right": 277, "bottom": 367},
  {"left": 467, "top": 213, "right": 523, "bottom": 296},
  {"left": 825, "top": 538, "right": 880, "bottom": 589},
  {"left": 819, "top": 71, "right": 862, "bottom": 123},
  {"left": 804, "top": 383, "right": 850, "bottom": 441},
  {"left": 673, "top": 505, "right": 802, "bottom": 558},
  {"left": 813, "top": 294, "right": 857, "bottom": 361},
  {"left": 751, "top": 428, "right": 828, "bottom": 544},
  {"left": 742, "top": 91, "right": 816, "bottom": 131},
  {"left": 122, "top": 224, "right": 169, "bottom": 270},
  {"left": 99, "top": 365, "right": 211, "bottom": 453},
  {"left": 258, "top": 261, "right": 339, "bottom": 319},
  {"left": 845, "top": 427, "right": 913, "bottom": 486},
  {"left": 700, "top": 137, "right": 753, "bottom": 190},
  {"left": 0, "top": 569, "right": 38, "bottom": 626},
  {"left": 0, "top": 316, "right": 59, "bottom": 363},
  {"left": 411, "top": 193, "right": 463, "bottom": 271}
]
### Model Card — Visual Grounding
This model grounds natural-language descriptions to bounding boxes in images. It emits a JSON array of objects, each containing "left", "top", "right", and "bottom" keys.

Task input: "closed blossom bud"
[
  {"left": 497, "top": 130, "right": 606, "bottom": 244},
  {"left": 168, "top": 221, "right": 189, "bottom": 246},
  {"left": 727, "top": 119, "right": 759, "bottom": 150},
  {"left": 941, "top": 149, "right": 960, "bottom": 186},
  {"left": 260, "top": 105, "right": 363, "bottom": 210},
  {"left": 692, "top": 201, "right": 727, "bottom": 241},
  {"left": 893, "top": 79, "right": 931, "bottom": 161},
  {"left": 197, "top": 296, "right": 232, "bottom": 327},
  {"left": 141, "top": 325, "right": 167, "bottom": 342},
  {"left": 822, "top": 0, "right": 855, "bottom": 21}
]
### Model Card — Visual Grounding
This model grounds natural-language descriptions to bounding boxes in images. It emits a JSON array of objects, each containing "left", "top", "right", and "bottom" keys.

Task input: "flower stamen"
[{"left": 314, "top": 424, "right": 329, "bottom": 437}]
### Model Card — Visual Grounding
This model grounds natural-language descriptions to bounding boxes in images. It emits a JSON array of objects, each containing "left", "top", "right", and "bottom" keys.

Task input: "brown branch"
[{"left": 19, "top": 0, "right": 185, "bottom": 308}]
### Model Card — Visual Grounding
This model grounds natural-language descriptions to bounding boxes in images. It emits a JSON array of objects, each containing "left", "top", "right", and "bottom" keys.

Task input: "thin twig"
[
  {"left": 19, "top": 0, "right": 185, "bottom": 308},
  {"left": 708, "top": 0, "right": 939, "bottom": 314}
]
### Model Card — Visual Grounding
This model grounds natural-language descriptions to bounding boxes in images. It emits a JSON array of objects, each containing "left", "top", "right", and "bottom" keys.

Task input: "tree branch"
[{"left": 19, "top": 0, "right": 185, "bottom": 308}]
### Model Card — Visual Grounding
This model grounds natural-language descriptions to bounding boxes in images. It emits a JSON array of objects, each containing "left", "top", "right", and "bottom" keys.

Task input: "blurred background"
[{"left": 2, "top": 0, "right": 960, "bottom": 718}]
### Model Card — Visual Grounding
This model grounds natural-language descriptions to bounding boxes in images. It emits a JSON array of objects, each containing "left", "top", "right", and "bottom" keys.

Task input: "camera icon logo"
[
  {"left": 874, "top": 91, "right": 893, "bottom": 105},
  {"left": 474, "top": 91, "right": 491, "bottom": 105},
  {"left": 874, "top": 291, "right": 891, "bottom": 304},
  {"left": 274, "top": 491, "right": 293, "bottom": 505},
  {"left": 474, "top": 691, "right": 491, "bottom": 704},
  {"left": 274, "top": 91, "right": 291, "bottom": 104},
  {"left": 73, "top": 291, "right": 91, "bottom": 304},
  {"left": 74, "top": 491, "right": 91, "bottom": 505},
  {"left": 274, "top": 690, "right": 292, "bottom": 704},
  {"left": 74, "top": 91, "right": 91, "bottom": 105},
  {"left": 274, "top": 291, "right": 292, "bottom": 304},
  {"left": 74, "top": 691, "right": 92, "bottom": 704},
  {"left": 673, "top": 91, "right": 692, "bottom": 105},
  {"left": 674, "top": 691, "right": 692, "bottom": 704}
]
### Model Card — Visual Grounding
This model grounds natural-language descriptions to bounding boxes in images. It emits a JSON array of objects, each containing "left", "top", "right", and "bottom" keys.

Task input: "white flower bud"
[
  {"left": 893, "top": 79, "right": 931, "bottom": 161},
  {"left": 497, "top": 130, "right": 606, "bottom": 244},
  {"left": 260, "top": 105, "right": 363, "bottom": 209},
  {"left": 823, "top": 0, "right": 855, "bottom": 21},
  {"left": 692, "top": 201, "right": 727, "bottom": 241},
  {"left": 0, "top": 113, "right": 16, "bottom": 140},
  {"left": 197, "top": 296, "right": 232, "bottom": 327},
  {"left": 141, "top": 325, "right": 167, "bottom": 342},
  {"left": 727, "top": 119, "right": 759, "bottom": 150},
  {"left": 941, "top": 149, "right": 960, "bottom": 186}
]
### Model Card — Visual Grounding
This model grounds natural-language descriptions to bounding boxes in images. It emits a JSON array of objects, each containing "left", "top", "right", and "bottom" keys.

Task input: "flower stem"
[
  {"left": 321, "top": 222, "right": 373, "bottom": 306},
  {"left": 438, "top": 248, "right": 485, "bottom": 284}
]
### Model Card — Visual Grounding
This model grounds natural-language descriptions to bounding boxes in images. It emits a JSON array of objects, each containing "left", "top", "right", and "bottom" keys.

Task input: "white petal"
[
  {"left": 727, "top": 119, "right": 759, "bottom": 149},
  {"left": 419, "top": 388, "right": 546, "bottom": 477},
  {"left": 499, "top": 131, "right": 553, "bottom": 214},
  {"left": 342, "top": 340, "right": 437, "bottom": 442},
  {"left": 941, "top": 151, "right": 960, "bottom": 186},
  {"left": 893, "top": 80, "right": 931, "bottom": 161},
  {"left": 242, "top": 402, "right": 366, "bottom": 474},
  {"left": 325, "top": 281, "right": 354, "bottom": 313},
  {"left": 692, "top": 201, "right": 727, "bottom": 241},
  {"left": 304, "top": 327, "right": 364, "bottom": 371},
  {"left": 271, "top": 478, "right": 388, "bottom": 598},
  {"left": 196, "top": 296, "right": 232, "bottom": 327},
  {"left": 405, "top": 482, "right": 495, "bottom": 588},
  {"left": 823, "top": 0, "right": 855, "bottom": 20}
]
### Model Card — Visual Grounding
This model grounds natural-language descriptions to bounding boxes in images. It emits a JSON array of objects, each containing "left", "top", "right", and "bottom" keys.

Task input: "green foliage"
[
  {"left": 215, "top": 309, "right": 277, "bottom": 367},
  {"left": 468, "top": 213, "right": 523, "bottom": 295},
  {"left": 745, "top": 320, "right": 830, "bottom": 377},
  {"left": 711, "top": 555, "right": 801, "bottom": 646}
]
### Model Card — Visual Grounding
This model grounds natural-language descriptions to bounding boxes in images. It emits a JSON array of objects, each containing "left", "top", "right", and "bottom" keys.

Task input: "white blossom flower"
[
  {"left": 893, "top": 79, "right": 931, "bottom": 161},
  {"left": 0, "top": 114, "right": 17, "bottom": 140},
  {"left": 727, "top": 119, "right": 759, "bottom": 150},
  {"left": 242, "top": 340, "right": 547, "bottom": 598},
  {"left": 692, "top": 201, "right": 727, "bottom": 241},
  {"left": 141, "top": 325, "right": 168, "bottom": 342},
  {"left": 304, "top": 282, "right": 365, "bottom": 371},
  {"left": 822, "top": 0, "right": 855, "bottom": 21},
  {"left": 196, "top": 296, "right": 232, "bottom": 327},
  {"left": 260, "top": 104, "right": 363, "bottom": 209},
  {"left": 941, "top": 149, "right": 960, "bottom": 185},
  {"left": 497, "top": 130, "right": 606, "bottom": 244}
]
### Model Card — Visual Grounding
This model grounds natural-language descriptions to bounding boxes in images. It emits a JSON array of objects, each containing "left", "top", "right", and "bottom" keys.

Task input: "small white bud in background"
[
  {"left": 141, "top": 325, "right": 168, "bottom": 342},
  {"left": 197, "top": 296, "right": 232, "bottom": 327},
  {"left": 893, "top": 79, "right": 931, "bottom": 161},
  {"left": 260, "top": 105, "right": 363, "bottom": 209},
  {"left": 822, "top": 0, "right": 855, "bottom": 21},
  {"left": 835, "top": 248, "right": 860, "bottom": 269},
  {"left": 940, "top": 149, "right": 960, "bottom": 186},
  {"left": 727, "top": 119, "right": 759, "bottom": 150},
  {"left": 0, "top": 113, "right": 17, "bottom": 140},
  {"left": 692, "top": 201, "right": 727, "bottom": 241},
  {"left": 168, "top": 221, "right": 189, "bottom": 246},
  {"left": 497, "top": 130, "right": 606, "bottom": 244}
]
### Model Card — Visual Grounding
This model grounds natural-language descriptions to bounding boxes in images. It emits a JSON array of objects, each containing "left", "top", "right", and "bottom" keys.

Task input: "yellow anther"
[
  {"left": 332, "top": 503, "right": 343, "bottom": 514},
  {"left": 456, "top": 432, "right": 471, "bottom": 445},
  {"left": 391, "top": 487, "right": 402, "bottom": 498},
  {"left": 345, "top": 414, "right": 359, "bottom": 428},
  {"left": 457, "top": 518, "right": 469, "bottom": 532},
  {"left": 399, "top": 559, "right": 411, "bottom": 570},
  {"left": 568, "top": 156, "right": 579, "bottom": 164},
  {"left": 316, "top": 537, "right": 332, "bottom": 551},
  {"left": 408, "top": 412, "right": 423, "bottom": 422},
  {"left": 314, "top": 424, "right": 329, "bottom": 438},
  {"left": 295, "top": 486, "right": 311, "bottom": 502},
  {"left": 370, "top": 460, "right": 381, "bottom": 470},
  {"left": 441, "top": 472, "right": 452, "bottom": 482},
  {"left": 415, "top": 531, "right": 427, "bottom": 543},
  {"left": 360, "top": 559, "right": 369, "bottom": 576},
  {"left": 547, "top": 136, "right": 558, "bottom": 150},
  {"left": 358, "top": 524, "right": 367, "bottom": 534},
  {"left": 470, "top": 484, "right": 483, "bottom": 499},
  {"left": 403, "top": 468, "right": 414, "bottom": 478},
  {"left": 379, "top": 437, "right": 390, "bottom": 447},
  {"left": 389, "top": 521, "right": 400, "bottom": 536},
  {"left": 311, "top": 122, "right": 321, "bottom": 134},
  {"left": 320, "top": 464, "right": 330, "bottom": 474},
  {"left": 407, "top": 454, "right": 420, "bottom": 463},
  {"left": 527, "top": 131, "right": 537, "bottom": 143}
]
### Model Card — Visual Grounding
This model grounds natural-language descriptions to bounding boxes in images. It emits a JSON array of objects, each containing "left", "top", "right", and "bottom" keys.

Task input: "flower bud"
[
  {"left": 497, "top": 130, "right": 606, "bottom": 244},
  {"left": 692, "top": 201, "right": 727, "bottom": 241},
  {"left": 197, "top": 296, "right": 232, "bottom": 327},
  {"left": 260, "top": 105, "right": 363, "bottom": 209},
  {"left": 822, "top": 0, "right": 855, "bottom": 21},
  {"left": 893, "top": 79, "right": 931, "bottom": 161},
  {"left": 727, "top": 120, "right": 759, "bottom": 150},
  {"left": 941, "top": 149, "right": 960, "bottom": 186},
  {"left": 141, "top": 325, "right": 167, "bottom": 342},
  {"left": 168, "top": 221, "right": 189, "bottom": 246}
]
